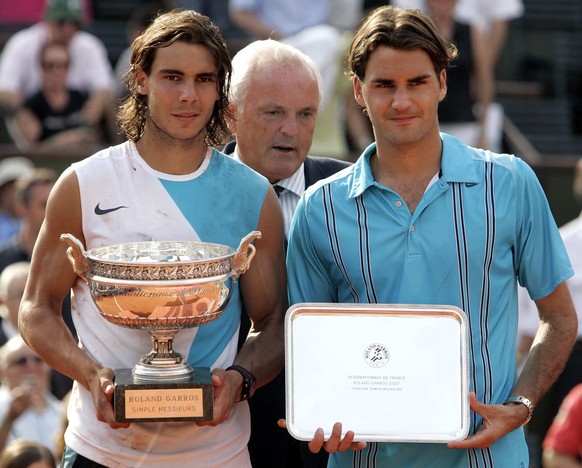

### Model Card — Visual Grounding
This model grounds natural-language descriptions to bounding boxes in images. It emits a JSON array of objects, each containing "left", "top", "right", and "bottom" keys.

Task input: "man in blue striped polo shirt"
[{"left": 286, "top": 5, "right": 577, "bottom": 467}]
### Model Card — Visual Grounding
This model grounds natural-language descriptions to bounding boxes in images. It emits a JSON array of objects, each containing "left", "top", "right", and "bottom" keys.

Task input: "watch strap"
[
  {"left": 504, "top": 395, "right": 534, "bottom": 425},
  {"left": 226, "top": 365, "right": 256, "bottom": 402}
]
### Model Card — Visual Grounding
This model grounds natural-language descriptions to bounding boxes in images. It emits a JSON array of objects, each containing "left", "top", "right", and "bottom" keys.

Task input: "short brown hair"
[
  {"left": 0, "top": 438, "right": 55, "bottom": 468},
  {"left": 117, "top": 9, "right": 232, "bottom": 145},
  {"left": 348, "top": 5, "right": 458, "bottom": 81},
  {"left": 15, "top": 168, "right": 57, "bottom": 207}
]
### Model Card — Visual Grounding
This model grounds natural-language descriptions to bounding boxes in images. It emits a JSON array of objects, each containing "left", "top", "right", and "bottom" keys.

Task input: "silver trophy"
[{"left": 61, "top": 231, "right": 261, "bottom": 422}]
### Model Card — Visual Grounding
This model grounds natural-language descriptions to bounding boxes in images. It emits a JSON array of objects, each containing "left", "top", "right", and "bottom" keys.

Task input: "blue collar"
[{"left": 349, "top": 133, "right": 481, "bottom": 198}]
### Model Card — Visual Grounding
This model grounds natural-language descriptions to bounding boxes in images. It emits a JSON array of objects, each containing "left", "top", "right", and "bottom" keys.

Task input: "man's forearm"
[
  {"left": 19, "top": 301, "right": 97, "bottom": 389},
  {"left": 235, "top": 312, "right": 284, "bottom": 389},
  {"left": 513, "top": 314, "right": 577, "bottom": 406}
]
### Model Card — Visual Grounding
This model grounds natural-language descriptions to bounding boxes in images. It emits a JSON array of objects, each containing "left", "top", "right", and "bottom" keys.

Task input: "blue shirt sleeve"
[{"left": 514, "top": 157, "right": 573, "bottom": 300}]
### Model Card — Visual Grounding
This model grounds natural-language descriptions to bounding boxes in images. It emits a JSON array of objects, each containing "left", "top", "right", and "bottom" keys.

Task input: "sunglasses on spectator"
[
  {"left": 42, "top": 61, "right": 69, "bottom": 71},
  {"left": 7, "top": 356, "right": 43, "bottom": 367}
]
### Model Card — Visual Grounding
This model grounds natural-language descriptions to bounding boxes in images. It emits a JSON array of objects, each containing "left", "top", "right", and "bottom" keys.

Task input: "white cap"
[{"left": 0, "top": 157, "right": 35, "bottom": 188}]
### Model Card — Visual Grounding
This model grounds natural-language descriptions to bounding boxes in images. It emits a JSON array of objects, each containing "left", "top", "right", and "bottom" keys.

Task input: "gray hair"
[{"left": 229, "top": 39, "right": 324, "bottom": 112}]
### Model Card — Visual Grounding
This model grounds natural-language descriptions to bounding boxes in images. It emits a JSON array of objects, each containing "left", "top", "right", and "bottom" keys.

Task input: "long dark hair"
[{"left": 117, "top": 9, "right": 233, "bottom": 145}]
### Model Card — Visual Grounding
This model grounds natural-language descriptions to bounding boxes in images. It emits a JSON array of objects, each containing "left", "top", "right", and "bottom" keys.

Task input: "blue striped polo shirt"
[{"left": 286, "top": 133, "right": 573, "bottom": 467}]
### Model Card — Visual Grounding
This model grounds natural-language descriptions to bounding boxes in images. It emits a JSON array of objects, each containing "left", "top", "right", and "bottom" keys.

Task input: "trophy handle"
[
  {"left": 60, "top": 233, "right": 90, "bottom": 279},
  {"left": 232, "top": 231, "right": 262, "bottom": 280}
]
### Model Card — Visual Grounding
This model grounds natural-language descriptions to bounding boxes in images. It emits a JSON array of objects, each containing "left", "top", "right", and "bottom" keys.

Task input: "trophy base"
[{"left": 113, "top": 368, "right": 214, "bottom": 423}]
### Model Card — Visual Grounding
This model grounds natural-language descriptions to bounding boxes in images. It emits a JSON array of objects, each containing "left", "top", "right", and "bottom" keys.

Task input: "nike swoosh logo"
[{"left": 94, "top": 203, "right": 128, "bottom": 215}]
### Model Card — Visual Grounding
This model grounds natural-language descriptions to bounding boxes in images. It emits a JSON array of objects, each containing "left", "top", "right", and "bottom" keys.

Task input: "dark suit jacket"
[
  {"left": 303, "top": 153, "right": 351, "bottom": 186},
  {"left": 223, "top": 141, "right": 351, "bottom": 468}
]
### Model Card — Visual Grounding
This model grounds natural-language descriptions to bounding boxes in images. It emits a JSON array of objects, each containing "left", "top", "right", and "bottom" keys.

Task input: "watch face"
[{"left": 244, "top": 374, "right": 256, "bottom": 400}]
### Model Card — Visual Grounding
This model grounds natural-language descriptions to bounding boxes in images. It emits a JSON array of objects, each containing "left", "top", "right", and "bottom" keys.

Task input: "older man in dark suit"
[{"left": 224, "top": 39, "right": 350, "bottom": 468}]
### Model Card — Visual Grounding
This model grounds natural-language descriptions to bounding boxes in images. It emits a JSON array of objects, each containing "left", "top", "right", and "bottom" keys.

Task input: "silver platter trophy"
[
  {"left": 61, "top": 231, "right": 261, "bottom": 423},
  {"left": 285, "top": 303, "right": 470, "bottom": 443}
]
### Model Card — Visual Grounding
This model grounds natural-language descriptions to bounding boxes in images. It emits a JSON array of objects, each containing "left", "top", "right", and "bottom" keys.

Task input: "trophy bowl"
[{"left": 61, "top": 231, "right": 261, "bottom": 382}]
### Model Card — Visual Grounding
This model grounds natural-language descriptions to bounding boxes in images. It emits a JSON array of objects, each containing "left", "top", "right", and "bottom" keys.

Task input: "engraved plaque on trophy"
[{"left": 61, "top": 231, "right": 261, "bottom": 423}]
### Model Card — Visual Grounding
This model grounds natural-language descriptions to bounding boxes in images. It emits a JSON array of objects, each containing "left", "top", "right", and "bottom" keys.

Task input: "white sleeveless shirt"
[{"left": 64, "top": 141, "right": 268, "bottom": 467}]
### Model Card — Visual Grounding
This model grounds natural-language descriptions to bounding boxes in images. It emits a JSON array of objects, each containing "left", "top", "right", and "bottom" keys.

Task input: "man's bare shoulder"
[{"left": 44, "top": 167, "right": 83, "bottom": 239}]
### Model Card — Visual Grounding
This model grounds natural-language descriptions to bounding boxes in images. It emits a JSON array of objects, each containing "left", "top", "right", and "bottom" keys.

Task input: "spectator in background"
[
  {"left": 168, "top": 0, "right": 251, "bottom": 50},
  {"left": 0, "top": 439, "right": 56, "bottom": 468},
  {"left": 114, "top": 2, "right": 162, "bottom": 100},
  {"left": 309, "top": 0, "right": 376, "bottom": 161},
  {"left": 12, "top": 42, "right": 102, "bottom": 152},
  {"left": 425, "top": 0, "right": 495, "bottom": 150},
  {"left": 0, "top": 263, "right": 30, "bottom": 346},
  {"left": 0, "top": 159, "right": 34, "bottom": 246},
  {"left": 0, "top": 169, "right": 56, "bottom": 274},
  {"left": 542, "top": 383, "right": 582, "bottom": 468},
  {"left": 456, "top": 0, "right": 521, "bottom": 152},
  {"left": 0, "top": 336, "right": 62, "bottom": 456},
  {"left": 392, "top": 0, "right": 523, "bottom": 63},
  {"left": 225, "top": 39, "right": 350, "bottom": 468},
  {"left": 228, "top": 0, "right": 342, "bottom": 112},
  {"left": 0, "top": 170, "right": 73, "bottom": 401},
  {"left": 0, "top": 0, "right": 115, "bottom": 141},
  {"left": 453, "top": 0, "right": 523, "bottom": 70}
]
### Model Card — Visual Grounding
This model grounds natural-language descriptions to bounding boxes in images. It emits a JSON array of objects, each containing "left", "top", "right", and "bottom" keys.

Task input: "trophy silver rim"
[
  {"left": 86, "top": 239, "right": 234, "bottom": 263},
  {"left": 84, "top": 240, "right": 236, "bottom": 282}
]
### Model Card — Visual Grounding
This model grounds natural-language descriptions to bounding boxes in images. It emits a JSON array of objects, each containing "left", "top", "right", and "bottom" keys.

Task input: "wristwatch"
[
  {"left": 226, "top": 365, "right": 257, "bottom": 402},
  {"left": 503, "top": 395, "right": 534, "bottom": 425}
]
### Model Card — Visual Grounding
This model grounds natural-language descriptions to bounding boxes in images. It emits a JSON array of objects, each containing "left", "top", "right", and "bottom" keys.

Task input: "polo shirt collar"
[
  {"left": 348, "top": 133, "right": 480, "bottom": 198},
  {"left": 439, "top": 133, "right": 480, "bottom": 184}
]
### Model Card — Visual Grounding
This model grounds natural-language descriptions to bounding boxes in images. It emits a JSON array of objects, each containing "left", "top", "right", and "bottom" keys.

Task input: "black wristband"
[{"left": 226, "top": 365, "right": 257, "bottom": 401}]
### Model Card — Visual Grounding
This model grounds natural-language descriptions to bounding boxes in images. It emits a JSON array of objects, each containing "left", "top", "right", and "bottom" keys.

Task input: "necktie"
[
  {"left": 273, "top": 184, "right": 285, "bottom": 198},
  {"left": 272, "top": 184, "right": 287, "bottom": 252}
]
